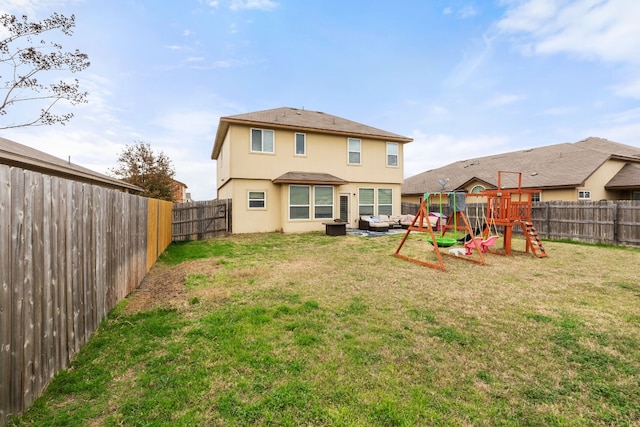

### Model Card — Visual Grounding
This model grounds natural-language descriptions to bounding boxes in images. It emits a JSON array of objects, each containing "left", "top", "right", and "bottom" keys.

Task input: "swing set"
[{"left": 394, "top": 171, "right": 547, "bottom": 270}]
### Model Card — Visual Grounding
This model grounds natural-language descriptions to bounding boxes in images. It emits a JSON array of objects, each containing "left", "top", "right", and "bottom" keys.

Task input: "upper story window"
[
  {"left": 470, "top": 185, "right": 485, "bottom": 194},
  {"left": 251, "top": 128, "right": 274, "bottom": 153},
  {"left": 578, "top": 190, "right": 591, "bottom": 200},
  {"left": 348, "top": 138, "right": 361, "bottom": 165},
  {"left": 386, "top": 142, "right": 398, "bottom": 167},
  {"left": 295, "top": 133, "right": 306, "bottom": 156}
]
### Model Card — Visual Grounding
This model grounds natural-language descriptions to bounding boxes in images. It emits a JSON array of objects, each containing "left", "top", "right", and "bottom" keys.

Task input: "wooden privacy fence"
[
  {"left": 402, "top": 200, "right": 640, "bottom": 247},
  {"left": 531, "top": 200, "right": 640, "bottom": 247},
  {"left": 0, "top": 165, "right": 172, "bottom": 425},
  {"left": 172, "top": 199, "right": 231, "bottom": 241}
]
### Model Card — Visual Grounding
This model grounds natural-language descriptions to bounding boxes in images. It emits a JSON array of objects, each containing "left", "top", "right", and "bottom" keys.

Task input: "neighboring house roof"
[
  {"left": 0, "top": 136, "right": 143, "bottom": 193},
  {"left": 212, "top": 106, "right": 413, "bottom": 159},
  {"left": 605, "top": 163, "right": 640, "bottom": 189},
  {"left": 272, "top": 171, "right": 348, "bottom": 185},
  {"left": 403, "top": 137, "right": 640, "bottom": 195}
]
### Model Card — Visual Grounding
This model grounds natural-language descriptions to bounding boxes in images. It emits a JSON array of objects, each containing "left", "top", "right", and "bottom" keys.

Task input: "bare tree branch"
[{"left": 0, "top": 13, "right": 90, "bottom": 129}]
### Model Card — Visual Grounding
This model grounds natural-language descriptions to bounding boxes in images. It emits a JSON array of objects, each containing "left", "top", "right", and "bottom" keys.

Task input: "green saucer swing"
[{"left": 426, "top": 236, "right": 458, "bottom": 247}]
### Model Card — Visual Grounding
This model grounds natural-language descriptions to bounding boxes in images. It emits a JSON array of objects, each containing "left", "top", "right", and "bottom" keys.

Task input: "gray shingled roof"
[
  {"left": 605, "top": 163, "right": 640, "bottom": 189},
  {"left": 272, "top": 171, "right": 348, "bottom": 185},
  {"left": 212, "top": 107, "right": 413, "bottom": 159},
  {"left": 0, "top": 137, "right": 142, "bottom": 192},
  {"left": 403, "top": 137, "right": 640, "bottom": 195}
]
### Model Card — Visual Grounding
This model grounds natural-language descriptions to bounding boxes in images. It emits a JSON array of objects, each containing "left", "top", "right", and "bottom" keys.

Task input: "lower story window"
[
  {"left": 378, "top": 188, "right": 392, "bottom": 216},
  {"left": 289, "top": 185, "right": 310, "bottom": 219},
  {"left": 578, "top": 190, "right": 591, "bottom": 200},
  {"left": 358, "top": 188, "right": 374, "bottom": 216},
  {"left": 314, "top": 186, "right": 334, "bottom": 219},
  {"left": 248, "top": 191, "right": 266, "bottom": 209}
]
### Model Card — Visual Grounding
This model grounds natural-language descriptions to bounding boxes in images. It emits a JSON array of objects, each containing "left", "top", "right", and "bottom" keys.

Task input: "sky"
[{"left": 1, "top": 0, "right": 640, "bottom": 201}]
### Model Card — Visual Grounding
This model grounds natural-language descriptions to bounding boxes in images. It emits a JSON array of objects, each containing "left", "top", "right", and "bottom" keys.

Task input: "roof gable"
[
  {"left": 212, "top": 107, "right": 412, "bottom": 159},
  {"left": 605, "top": 163, "right": 640, "bottom": 189}
]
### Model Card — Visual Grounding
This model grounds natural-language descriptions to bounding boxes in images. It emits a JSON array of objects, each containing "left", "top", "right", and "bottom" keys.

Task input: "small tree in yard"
[
  {"left": 110, "top": 141, "right": 177, "bottom": 202},
  {"left": 0, "top": 13, "right": 90, "bottom": 130}
]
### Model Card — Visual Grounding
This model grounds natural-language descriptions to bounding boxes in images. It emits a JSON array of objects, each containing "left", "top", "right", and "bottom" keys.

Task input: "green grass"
[{"left": 8, "top": 232, "right": 640, "bottom": 426}]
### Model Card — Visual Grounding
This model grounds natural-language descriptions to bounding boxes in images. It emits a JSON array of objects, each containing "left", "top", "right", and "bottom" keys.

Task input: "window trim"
[
  {"left": 377, "top": 188, "right": 393, "bottom": 216},
  {"left": 289, "top": 185, "right": 310, "bottom": 220},
  {"left": 250, "top": 128, "right": 275, "bottom": 154},
  {"left": 386, "top": 142, "right": 398, "bottom": 167},
  {"left": 578, "top": 190, "right": 591, "bottom": 200},
  {"left": 294, "top": 132, "right": 306, "bottom": 156},
  {"left": 314, "top": 186, "right": 334, "bottom": 219},
  {"left": 248, "top": 191, "right": 266, "bottom": 209},
  {"left": 348, "top": 138, "right": 361, "bottom": 165},
  {"left": 358, "top": 187, "right": 375, "bottom": 216}
]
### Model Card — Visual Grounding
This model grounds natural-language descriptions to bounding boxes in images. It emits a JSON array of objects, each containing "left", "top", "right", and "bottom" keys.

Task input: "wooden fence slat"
[
  {"left": 10, "top": 167, "right": 25, "bottom": 414},
  {"left": 0, "top": 166, "right": 12, "bottom": 425}
]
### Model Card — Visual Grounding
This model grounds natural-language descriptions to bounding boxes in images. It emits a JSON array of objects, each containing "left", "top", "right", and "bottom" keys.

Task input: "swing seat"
[
  {"left": 481, "top": 235, "right": 499, "bottom": 251},
  {"left": 464, "top": 237, "right": 483, "bottom": 255},
  {"left": 427, "top": 237, "right": 458, "bottom": 247}
]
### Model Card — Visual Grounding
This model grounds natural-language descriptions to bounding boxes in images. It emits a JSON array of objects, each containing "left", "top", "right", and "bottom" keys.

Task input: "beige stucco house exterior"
[
  {"left": 211, "top": 107, "right": 413, "bottom": 234},
  {"left": 402, "top": 137, "right": 640, "bottom": 204}
]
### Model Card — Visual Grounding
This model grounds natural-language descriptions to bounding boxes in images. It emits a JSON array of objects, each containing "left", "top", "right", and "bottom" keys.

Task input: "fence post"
[
  {"left": 545, "top": 202, "right": 550, "bottom": 239},
  {"left": 613, "top": 202, "right": 618, "bottom": 246}
]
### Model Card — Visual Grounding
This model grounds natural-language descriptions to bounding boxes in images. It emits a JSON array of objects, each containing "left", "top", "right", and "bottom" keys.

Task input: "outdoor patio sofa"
[
  {"left": 399, "top": 214, "right": 439, "bottom": 229},
  {"left": 358, "top": 215, "right": 391, "bottom": 232}
]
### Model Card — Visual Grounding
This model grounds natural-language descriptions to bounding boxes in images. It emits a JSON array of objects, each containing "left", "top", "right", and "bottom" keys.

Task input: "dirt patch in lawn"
[{"left": 123, "top": 259, "right": 221, "bottom": 314}]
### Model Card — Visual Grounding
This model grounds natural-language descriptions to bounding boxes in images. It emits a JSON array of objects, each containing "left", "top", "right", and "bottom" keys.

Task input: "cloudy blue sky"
[{"left": 2, "top": 0, "right": 639, "bottom": 200}]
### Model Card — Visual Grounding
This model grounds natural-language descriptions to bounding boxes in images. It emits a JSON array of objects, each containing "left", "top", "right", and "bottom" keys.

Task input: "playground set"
[{"left": 394, "top": 171, "right": 547, "bottom": 270}]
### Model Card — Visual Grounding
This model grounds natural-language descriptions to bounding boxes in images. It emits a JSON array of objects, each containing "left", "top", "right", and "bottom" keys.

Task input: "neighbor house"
[
  {"left": 211, "top": 107, "right": 413, "bottom": 233},
  {"left": 171, "top": 178, "right": 190, "bottom": 203},
  {"left": 402, "top": 137, "right": 640, "bottom": 204},
  {"left": 0, "top": 136, "right": 142, "bottom": 193}
]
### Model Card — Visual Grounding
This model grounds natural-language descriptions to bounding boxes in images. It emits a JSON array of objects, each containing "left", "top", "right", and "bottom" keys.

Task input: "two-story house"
[{"left": 211, "top": 107, "right": 413, "bottom": 234}]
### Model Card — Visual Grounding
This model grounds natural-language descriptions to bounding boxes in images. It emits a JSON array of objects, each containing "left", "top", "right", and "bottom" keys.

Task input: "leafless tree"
[{"left": 0, "top": 13, "right": 90, "bottom": 130}]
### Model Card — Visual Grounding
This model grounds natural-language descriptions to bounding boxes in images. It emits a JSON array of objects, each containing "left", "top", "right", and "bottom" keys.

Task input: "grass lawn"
[{"left": 8, "top": 232, "right": 640, "bottom": 426}]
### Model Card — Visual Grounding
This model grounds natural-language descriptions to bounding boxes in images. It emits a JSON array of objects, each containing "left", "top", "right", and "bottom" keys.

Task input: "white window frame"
[
  {"left": 289, "top": 185, "right": 310, "bottom": 220},
  {"left": 386, "top": 142, "right": 398, "bottom": 167},
  {"left": 295, "top": 133, "right": 306, "bottom": 156},
  {"left": 358, "top": 187, "right": 374, "bottom": 216},
  {"left": 470, "top": 185, "right": 485, "bottom": 194},
  {"left": 250, "top": 128, "right": 275, "bottom": 153},
  {"left": 314, "top": 186, "right": 334, "bottom": 219},
  {"left": 348, "top": 138, "right": 361, "bottom": 165},
  {"left": 248, "top": 191, "right": 266, "bottom": 209},
  {"left": 578, "top": 190, "right": 591, "bottom": 200},
  {"left": 531, "top": 193, "right": 541, "bottom": 202},
  {"left": 377, "top": 188, "right": 393, "bottom": 216}
]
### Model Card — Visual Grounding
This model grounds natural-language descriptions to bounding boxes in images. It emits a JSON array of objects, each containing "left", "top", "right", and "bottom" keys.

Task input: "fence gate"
[{"left": 172, "top": 199, "right": 231, "bottom": 241}]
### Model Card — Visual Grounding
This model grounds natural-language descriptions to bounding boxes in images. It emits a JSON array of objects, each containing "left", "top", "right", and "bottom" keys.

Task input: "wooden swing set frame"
[
  {"left": 394, "top": 171, "right": 546, "bottom": 270},
  {"left": 394, "top": 191, "right": 486, "bottom": 271}
]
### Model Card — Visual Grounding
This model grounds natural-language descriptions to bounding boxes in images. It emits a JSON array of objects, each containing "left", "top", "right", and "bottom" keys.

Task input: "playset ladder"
[{"left": 520, "top": 221, "right": 547, "bottom": 258}]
